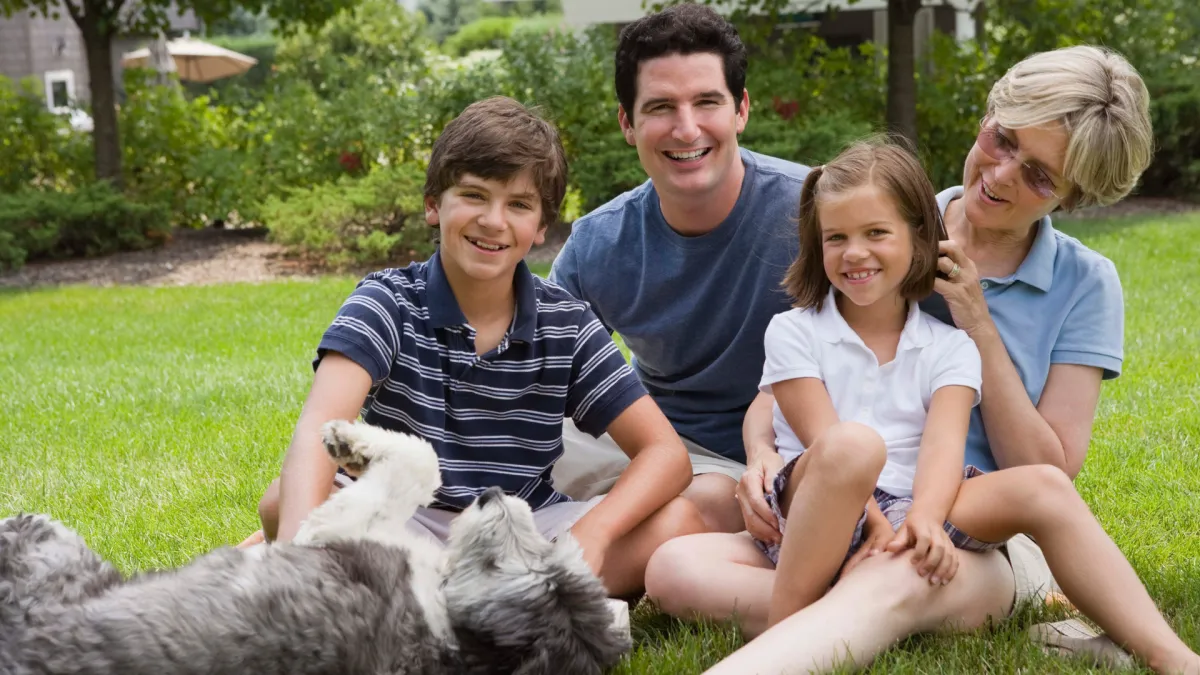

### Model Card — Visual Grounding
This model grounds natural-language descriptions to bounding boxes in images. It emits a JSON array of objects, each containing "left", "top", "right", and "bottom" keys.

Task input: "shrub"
[
  {"left": 443, "top": 16, "right": 517, "bottom": 56},
  {"left": 260, "top": 162, "right": 435, "bottom": 270},
  {"left": 0, "top": 183, "right": 170, "bottom": 271},
  {"left": 0, "top": 76, "right": 92, "bottom": 192},
  {"left": 1141, "top": 73, "right": 1200, "bottom": 199}
]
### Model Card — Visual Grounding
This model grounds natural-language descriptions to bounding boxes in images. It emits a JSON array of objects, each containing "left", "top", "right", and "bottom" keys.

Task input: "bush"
[
  {"left": 0, "top": 183, "right": 170, "bottom": 271},
  {"left": 443, "top": 16, "right": 517, "bottom": 56},
  {"left": 1141, "top": 73, "right": 1200, "bottom": 199},
  {"left": 261, "top": 162, "right": 435, "bottom": 270},
  {"left": 0, "top": 76, "right": 92, "bottom": 192}
]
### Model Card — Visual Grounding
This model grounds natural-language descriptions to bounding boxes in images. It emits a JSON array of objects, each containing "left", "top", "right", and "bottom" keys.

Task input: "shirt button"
[{"left": 980, "top": 281, "right": 990, "bottom": 289}]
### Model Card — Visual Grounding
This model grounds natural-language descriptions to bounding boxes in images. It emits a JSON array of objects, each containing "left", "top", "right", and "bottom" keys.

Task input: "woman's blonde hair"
[{"left": 987, "top": 45, "right": 1153, "bottom": 210}]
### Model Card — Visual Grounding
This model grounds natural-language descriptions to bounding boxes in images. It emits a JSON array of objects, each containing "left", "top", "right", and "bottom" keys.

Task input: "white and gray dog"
[{"left": 0, "top": 420, "right": 631, "bottom": 674}]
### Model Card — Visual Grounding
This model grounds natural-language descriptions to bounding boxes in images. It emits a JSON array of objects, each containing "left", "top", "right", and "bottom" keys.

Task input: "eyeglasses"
[{"left": 975, "top": 119, "right": 1064, "bottom": 201}]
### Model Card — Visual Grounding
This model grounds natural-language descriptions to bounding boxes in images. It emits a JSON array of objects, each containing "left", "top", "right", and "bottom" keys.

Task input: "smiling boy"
[{"left": 249, "top": 96, "right": 704, "bottom": 598}]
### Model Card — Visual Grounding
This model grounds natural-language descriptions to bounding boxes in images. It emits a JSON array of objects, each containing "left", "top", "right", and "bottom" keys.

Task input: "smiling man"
[{"left": 549, "top": 4, "right": 811, "bottom": 534}]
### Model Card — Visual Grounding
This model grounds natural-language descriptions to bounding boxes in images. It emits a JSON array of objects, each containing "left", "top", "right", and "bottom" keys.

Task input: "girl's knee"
[
  {"left": 644, "top": 535, "right": 705, "bottom": 608},
  {"left": 809, "top": 422, "right": 887, "bottom": 487}
]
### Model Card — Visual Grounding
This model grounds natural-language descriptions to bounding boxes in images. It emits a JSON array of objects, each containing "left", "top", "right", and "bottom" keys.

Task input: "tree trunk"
[
  {"left": 76, "top": 10, "right": 123, "bottom": 189},
  {"left": 886, "top": 0, "right": 921, "bottom": 147}
]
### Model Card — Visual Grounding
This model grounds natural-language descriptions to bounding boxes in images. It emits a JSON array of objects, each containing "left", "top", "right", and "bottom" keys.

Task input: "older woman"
[{"left": 645, "top": 45, "right": 1199, "bottom": 674}]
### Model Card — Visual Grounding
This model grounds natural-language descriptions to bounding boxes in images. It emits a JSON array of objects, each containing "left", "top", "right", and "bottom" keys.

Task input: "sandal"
[{"left": 1029, "top": 618, "right": 1135, "bottom": 670}]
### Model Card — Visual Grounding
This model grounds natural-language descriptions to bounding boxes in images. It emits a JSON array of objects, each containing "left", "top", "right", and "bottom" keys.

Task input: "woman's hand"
[
  {"left": 934, "top": 240, "right": 995, "bottom": 339},
  {"left": 736, "top": 452, "right": 786, "bottom": 544}
]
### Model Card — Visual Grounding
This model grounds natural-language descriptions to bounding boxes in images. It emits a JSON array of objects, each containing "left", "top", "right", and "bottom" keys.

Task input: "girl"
[{"left": 752, "top": 138, "right": 1198, "bottom": 673}]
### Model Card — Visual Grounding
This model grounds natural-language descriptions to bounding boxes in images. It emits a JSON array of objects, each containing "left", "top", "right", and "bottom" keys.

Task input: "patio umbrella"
[{"left": 121, "top": 37, "right": 257, "bottom": 83}]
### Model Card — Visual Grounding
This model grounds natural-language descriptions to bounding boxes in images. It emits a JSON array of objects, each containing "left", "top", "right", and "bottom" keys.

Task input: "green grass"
[{"left": 1, "top": 213, "right": 1198, "bottom": 673}]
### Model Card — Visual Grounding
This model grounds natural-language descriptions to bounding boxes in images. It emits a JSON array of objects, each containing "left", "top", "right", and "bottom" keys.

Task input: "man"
[{"left": 549, "top": 3, "right": 809, "bottom": 534}]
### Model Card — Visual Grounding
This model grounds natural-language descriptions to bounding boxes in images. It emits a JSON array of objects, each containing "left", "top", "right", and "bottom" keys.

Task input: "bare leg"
[
  {"left": 705, "top": 546, "right": 1015, "bottom": 674},
  {"left": 683, "top": 473, "right": 745, "bottom": 534},
  {"left": 767, "top": 422, "right": 887, "bottom": 630},
  {"left": 645, "top": 531, "right": 778, "bottom": 637},
  {"left": 597, "top": 497, "right": 709, "bottom": 598},
  {"left": 947, "top": 465, "right": 1200, "bottom": 675}
]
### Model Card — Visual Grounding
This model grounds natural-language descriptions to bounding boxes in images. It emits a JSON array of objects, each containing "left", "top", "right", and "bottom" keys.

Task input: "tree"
[
  {"left": 885, "top": 0, "right": 921, "bottom": 146},
  {"left": 0, "top": 0, "right": 364, "bottom": 188}
]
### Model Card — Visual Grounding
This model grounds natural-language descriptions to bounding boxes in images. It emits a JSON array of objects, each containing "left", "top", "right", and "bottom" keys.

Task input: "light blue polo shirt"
[{"left": 920, "top": 186, "right": 1124, "bottom": 472}]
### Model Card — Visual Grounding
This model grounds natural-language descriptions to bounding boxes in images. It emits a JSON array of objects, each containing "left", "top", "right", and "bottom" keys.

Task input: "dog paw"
[{"left": 320, "top": 420, "right": 371, "bottom": 473}]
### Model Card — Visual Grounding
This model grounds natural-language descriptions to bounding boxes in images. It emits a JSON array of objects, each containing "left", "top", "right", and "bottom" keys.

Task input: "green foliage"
[
  {"left": 1142, "top": 74, "right": 1200, "bottom": 199},
  {"left": 0, "top": 76, "right": 92, "bottom": 192},
  {"left": 260, "top": 162, "right": 435, "bottom": 270},
  {"left": 443, "top": 16, "right": 517, "bottom": 56},
  {"left": 418, "top": 0, "right": 481, "bottom": 43},
  {"left": 0, "top": 183, "right": 169, "bottom": 271}
]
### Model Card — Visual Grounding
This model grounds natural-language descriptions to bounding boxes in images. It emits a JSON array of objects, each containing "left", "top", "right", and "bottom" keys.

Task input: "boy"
[{"left": 247, "top": 96, "right": 705, "bottom": 598}]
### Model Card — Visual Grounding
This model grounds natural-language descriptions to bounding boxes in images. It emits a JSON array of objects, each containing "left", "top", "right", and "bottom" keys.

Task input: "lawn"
[{"left": 1, "top": 212, "right": 1197, "bottom": 673}]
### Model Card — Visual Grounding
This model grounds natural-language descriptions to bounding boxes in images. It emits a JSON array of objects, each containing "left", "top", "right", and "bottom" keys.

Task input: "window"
[{"left": 43, "top": 70, "right": 76, "bottom": 111}]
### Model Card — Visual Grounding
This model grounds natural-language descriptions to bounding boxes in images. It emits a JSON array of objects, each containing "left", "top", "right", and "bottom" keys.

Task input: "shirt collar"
[
  {"left": 425, "top": 250, "right": 538, "bottom": 343},
  {"left": 814, "top": 288, "right": 931, "bottom": 350},
  {"left": 935, "top": 186, "right": 1057, "bottom": 293},
  {"left": 1011, "top": 215, "right": 1057, "bottom": 292}
]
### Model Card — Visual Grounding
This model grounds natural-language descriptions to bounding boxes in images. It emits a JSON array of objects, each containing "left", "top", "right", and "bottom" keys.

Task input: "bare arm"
[
  {"left": 908, "top": 385, "right": 975, "bottom": 523},
  {"left": 569, "top": 395, "right": 692, "bottom": 547},
  {"left": 974, "top": 331, "right": 1102, "bottom": 477},
  {"left": 743, "top": 391, "right": 779, "bottom": 465},
  {"left": 275, "top": 352, "right": 373, "bottom": 543}
]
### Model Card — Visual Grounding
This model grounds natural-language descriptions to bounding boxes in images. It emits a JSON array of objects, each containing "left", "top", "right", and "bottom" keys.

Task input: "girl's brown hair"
[{"left": 782, "top": 137, "right": 946, "bottom": 311}]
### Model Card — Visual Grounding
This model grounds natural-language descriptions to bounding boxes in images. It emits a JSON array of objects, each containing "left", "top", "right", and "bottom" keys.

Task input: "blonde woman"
[{"left": 647, "top": 45, "right": 1200, "bottom": 674}]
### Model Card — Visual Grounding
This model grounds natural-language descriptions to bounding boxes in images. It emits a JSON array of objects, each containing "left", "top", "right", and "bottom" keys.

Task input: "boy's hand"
[
  {"left": 841, "top": 513, "right": 894, "bottom": 577},
  {"left": 885, "top": 512, "right": 958, "bottom": 586}
]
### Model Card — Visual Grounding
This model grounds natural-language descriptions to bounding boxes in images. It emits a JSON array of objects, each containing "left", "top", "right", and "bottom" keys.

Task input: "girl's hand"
[
  {"left": 736, "top": 452, "right": 786, "bottom": 544},
  {"left": 885, "top": 513, "right": 959, "bottom": 586},
  {"left": 842, "top": 515, "right": 894, "bottom": 577},
  {"left": 933, "top": 240, "right": 995, "bottom": 339}
]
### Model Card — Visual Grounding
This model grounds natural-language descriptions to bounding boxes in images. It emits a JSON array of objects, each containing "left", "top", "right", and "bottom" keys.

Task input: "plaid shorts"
[{"left": 754, "top": 455, "right": 1003, "bottom": 566}]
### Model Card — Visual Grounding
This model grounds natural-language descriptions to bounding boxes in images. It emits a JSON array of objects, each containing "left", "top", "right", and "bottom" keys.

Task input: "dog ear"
[{"left": 539, "top": 543, "right": 632, "bottom": 672}]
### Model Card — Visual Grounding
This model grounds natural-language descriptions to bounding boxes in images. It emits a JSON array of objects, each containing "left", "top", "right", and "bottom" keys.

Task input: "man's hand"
[
  {"left": 736, "top": 452, "right": 786, "bottom": 544},
  {"left": 841, "top": 513, "right": 894, "bottom": 577},
  {"left": 569, "top": 520, "right": 615, "bottom": 579},
  {"left": 885, "top": 511, "right": 959, "bottom": 586}
]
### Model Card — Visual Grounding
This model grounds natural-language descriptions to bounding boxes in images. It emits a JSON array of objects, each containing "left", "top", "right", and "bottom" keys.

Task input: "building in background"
[{"left": 0, "top": 3, "right": 201, "bottom": 112}]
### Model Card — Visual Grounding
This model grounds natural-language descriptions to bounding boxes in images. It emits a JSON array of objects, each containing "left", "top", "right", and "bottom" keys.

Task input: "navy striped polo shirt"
[{"left": 314, "top": 251, "right": 647, "bottom": 512}]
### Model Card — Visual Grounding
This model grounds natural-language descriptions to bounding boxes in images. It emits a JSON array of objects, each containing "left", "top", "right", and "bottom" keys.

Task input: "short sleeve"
[
  {"left": 928, "top": 329, "right": 982, "bottom": 406},
  {"left": 566, "top": 308, "right": 647, "bottom": 437},
  {"left": 1051, "top": 258, "right": 1124, "bottom": 380},
  {"left": 759, "top": 310, "right": 822, "bottom": 393},
  {"left": 314, "top": 274, "right": 405, "bottom": 384}
]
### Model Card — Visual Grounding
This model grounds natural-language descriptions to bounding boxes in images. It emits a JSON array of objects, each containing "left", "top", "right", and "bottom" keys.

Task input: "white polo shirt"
[{"left": 760, "top": 289, "right": 982, "bottom": 497}]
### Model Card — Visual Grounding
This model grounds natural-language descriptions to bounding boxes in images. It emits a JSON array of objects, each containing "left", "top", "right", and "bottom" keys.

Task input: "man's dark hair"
[
  {"left": 424, "top": 96, "right": 568, "bottom": 229},
  {"left": 614, "top": 4, "right": 748, "bottom": 122}
]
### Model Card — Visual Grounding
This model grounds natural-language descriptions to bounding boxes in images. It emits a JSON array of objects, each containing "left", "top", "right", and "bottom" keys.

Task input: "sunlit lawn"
[{"left": 1, "top": 213, "right": 1196, "bottom": 673}]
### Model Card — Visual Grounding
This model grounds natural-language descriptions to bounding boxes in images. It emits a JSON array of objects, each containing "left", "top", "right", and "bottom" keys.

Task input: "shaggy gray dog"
[{"left": 0, "top": 421, "right": 630, "bottom": 675}]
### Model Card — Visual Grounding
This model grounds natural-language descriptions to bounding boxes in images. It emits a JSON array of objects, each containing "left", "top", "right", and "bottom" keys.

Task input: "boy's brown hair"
[
  {"left": 423, "top": 96, "right": 568, "bottom": 229},
  {"left": 782, "top": 137, "right": 945, "bottom": 311}
]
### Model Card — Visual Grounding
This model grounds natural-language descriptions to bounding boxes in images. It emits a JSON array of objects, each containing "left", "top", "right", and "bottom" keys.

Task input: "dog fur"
[{"left": 0, "top": 420, "right": 631, "bottom": 674}]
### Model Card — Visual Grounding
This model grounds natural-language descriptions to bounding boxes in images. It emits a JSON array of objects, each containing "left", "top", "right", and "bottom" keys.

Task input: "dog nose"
[{"left": 477, "top": 486, "right": 504, "bottom": 507}]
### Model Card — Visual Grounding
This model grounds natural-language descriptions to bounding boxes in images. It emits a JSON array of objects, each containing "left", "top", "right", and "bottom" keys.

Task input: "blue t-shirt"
[
  {"left": 316, "top": 252, "right": 647, "bottom": 511},
  {"left": 920, "top": 186, "right": 1125, "bottom": 472},
  {"left": 550, "top": 149, "right": 809, "bottom": 462}
]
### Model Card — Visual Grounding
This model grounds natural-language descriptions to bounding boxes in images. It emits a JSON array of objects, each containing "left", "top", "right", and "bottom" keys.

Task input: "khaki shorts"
[
  {"left": 550, "top": 419, "right": 747, "bottom": 501},
  {"left": 1004, "top": 533, "right": 1060, "bottom": 609},
  {"left": 334, "top": 470, "right": 603, "bottom": 547}
]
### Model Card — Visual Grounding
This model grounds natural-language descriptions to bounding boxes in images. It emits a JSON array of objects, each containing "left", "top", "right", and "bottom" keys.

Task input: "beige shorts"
[
  {"left": 550, "top": 419, "right": 747, "bottom": 501},
  {"left": 1003, "top": 533, "right": 1060, "bottom": 610},
  {"left": 334, "top": 470, "right": 603, "bottom": 547}
]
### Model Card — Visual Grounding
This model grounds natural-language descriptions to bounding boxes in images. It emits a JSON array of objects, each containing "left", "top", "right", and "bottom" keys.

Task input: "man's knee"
[
  {"left": 681, "top": 473, "right": 743, "bottom": 533},
  {"left": 644, "top": 535, "right": 706, "bottom": 613},
  {"left": 258, "top": 478, "right": 280, "bottom": 540}
]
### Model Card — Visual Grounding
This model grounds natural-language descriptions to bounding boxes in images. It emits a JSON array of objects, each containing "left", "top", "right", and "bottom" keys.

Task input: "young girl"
[{"left": 755, "top": 139, "right": 1198, "bottom": 674}]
